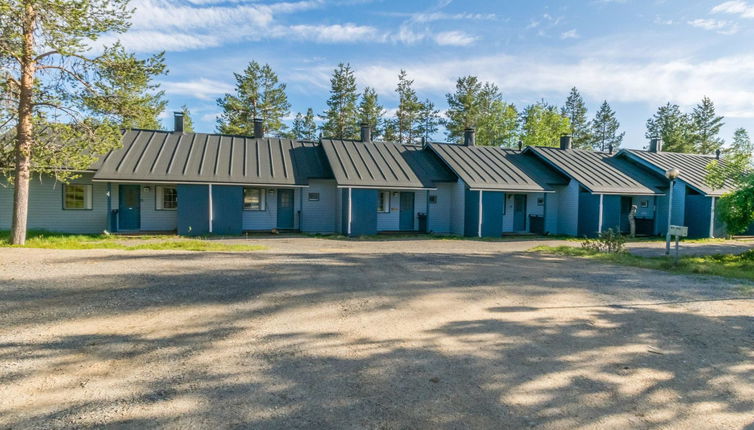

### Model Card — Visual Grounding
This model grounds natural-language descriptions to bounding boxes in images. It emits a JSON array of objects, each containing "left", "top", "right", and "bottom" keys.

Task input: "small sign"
[{"left": 669, "top": 225, "right": 688, "bottom": 237}]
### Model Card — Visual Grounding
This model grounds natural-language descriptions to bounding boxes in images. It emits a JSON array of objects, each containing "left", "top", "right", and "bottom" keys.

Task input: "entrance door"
[
  {"left": 620, "top": 196, "right": 633, "bottom": 233},
  {"left": 399, "top": 192, "right": 415, "bottom": 231},
  {"left": 513, "top": 194, "right": 527, "bottom": 232},
  {"left": 277, "top": 189, "right": 295, "bottom": 229},
  {"left": 118, "top": 185, "right": 141, "bottom": 231}
]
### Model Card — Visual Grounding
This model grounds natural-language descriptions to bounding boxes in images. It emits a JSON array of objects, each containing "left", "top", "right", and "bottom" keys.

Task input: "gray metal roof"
[
  {"left": 620, "top": 149, "right": 736, "bottom": 196},
  {"left": 320, "top": 139, "right": 455, "bottom": 189},
  {"left": 428, "top": 143, "right": 567, "bottom": 191},
  {"left": 93, "top": 130, "right": 332, "bottom": 185},
  {"left": 525, "top": 146, "right": 665, "bottom": 195}
]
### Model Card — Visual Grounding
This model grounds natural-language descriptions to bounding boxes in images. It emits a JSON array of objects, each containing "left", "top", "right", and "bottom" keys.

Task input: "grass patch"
[
  {"left": 0, "top": 231, "right": 267, "bottom": 252},
  {"left": 532, "top": 245, "right": 754, "bottom": 283}
]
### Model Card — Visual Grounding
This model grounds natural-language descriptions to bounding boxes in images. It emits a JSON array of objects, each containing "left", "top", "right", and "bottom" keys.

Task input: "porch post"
[
  {"left": 106, "top": 182, "right": 112, "bottom": 232},
  {"left": 598, "top": 194, "right": 604, "bottom": 234},
  {"left": 347, "top": 187, "right": 352, "bottom": 236},
  {"left": 709, "top": 197, "right": 716, "bottom": 238},
  {"left": 208, "top": 184, "right": 213, "bottom": 233},
  {"left": 478, "top": 190, "right": 483, "bottom": 238}
]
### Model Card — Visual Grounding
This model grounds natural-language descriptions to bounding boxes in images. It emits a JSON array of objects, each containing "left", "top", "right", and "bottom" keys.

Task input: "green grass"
[
  {"left": 532, "top": 245, "right": 754, "bottom": 283},
  {"left": 0, "top": 231, "right": 267, "bottom": 252}
]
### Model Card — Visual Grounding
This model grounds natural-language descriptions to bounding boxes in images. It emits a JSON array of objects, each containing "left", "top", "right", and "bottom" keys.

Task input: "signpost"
[{"left": 668, "top": 225, "right": 688, "bottom": 262}]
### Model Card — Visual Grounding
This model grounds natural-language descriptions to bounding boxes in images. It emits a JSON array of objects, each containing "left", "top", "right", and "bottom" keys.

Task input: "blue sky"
[{"left": 112, "top": 0, "right": 754, "bottom": 149}]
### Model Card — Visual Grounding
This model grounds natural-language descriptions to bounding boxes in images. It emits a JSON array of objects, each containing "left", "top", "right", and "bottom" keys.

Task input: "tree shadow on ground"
[{"left": 0, "top": 250, "right": 752, "bottom": 428}]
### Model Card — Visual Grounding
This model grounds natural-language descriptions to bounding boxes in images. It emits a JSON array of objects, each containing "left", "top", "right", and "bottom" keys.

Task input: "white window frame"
[
  {"left": 244, "top": 187, "right": 266, "bottom": 211},
  {"left": 377, "top": 190, "right": 391, "bottom": 213},
  {"left": 156, "top": 186, "right": 177, "bottom": 210},
  {"left": 308, "top": 192, "right": 320, "bottom": 201},
  {"left": 63, "top": 184, "right": 93, "bottom": 210}
]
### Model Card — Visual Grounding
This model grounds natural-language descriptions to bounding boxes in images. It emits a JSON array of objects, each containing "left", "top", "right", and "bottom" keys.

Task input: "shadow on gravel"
[{"left": 1, "top": 251, "right": 752, "bottom": 428}]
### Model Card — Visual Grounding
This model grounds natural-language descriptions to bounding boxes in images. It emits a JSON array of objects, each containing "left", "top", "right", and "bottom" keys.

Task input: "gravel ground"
[{"left": 0, "top": 239, "right": 752, "bottom": 429}]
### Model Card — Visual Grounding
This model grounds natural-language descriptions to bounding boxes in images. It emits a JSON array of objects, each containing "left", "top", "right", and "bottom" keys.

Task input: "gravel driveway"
[{"left": 1, "top": 239, "right": 752, "bottom": 429}]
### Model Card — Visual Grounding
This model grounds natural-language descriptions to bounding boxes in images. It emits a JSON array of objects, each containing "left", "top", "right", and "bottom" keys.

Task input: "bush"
[{"left": 581, "top": 228, "right": 626, "bottom": 254}]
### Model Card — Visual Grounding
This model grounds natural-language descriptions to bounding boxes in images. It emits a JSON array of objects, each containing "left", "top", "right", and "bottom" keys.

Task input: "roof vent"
[
  {"left": 518, "top": 140, "right": 523, "bottom": 151},
  {"left": 716, "top": 149, "right": 721, "bottom": 160},
  {"left": 253, "top": 118, "right": 264, "bottom": 138},
  {"left": 608, "top": 144, "right": 614, "bottom": 154},
  {"left": 464, "top": 128, "right": 476, "bottom": 146},
  {"left": 559, "top": 135, "right": 572, "bottom": 150},
  {"left": 174, "top": 111, "right": 184, "bottom": 133},
  {"left": 649, "top": 137, "right": 663, "bottom": 153},
  {"left": 360, "top": 122, "right": 371, "bottom": 143}
]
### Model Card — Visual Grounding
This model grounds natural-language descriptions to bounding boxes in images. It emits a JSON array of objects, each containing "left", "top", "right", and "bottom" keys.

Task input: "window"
[
  {"left": 156, "top": 186, "right": 177, "bottom": 210},
  {"left": 377, "top": 191, "right": 391, "bottom": 213},
  {"left": 63, "top": 184, "right": 92, "bottom": 210},
  {"left": 308, "top": 192, "right": 320, "bottom": 201},
  {"left": 244, "top": 188, "right": 266, "bottom": 211}
]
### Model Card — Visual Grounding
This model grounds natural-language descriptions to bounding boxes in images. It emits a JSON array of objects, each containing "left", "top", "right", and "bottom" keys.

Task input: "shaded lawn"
[
  {"left": 0, "top": 231, "right": 267, "bottom": 252},
  {"left": 533, "top": 245, "right": 754, "bottom": 283}
]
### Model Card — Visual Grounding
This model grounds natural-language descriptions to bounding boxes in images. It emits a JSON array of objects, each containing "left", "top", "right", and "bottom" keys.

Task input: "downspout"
[
  {"left": 709, "top": 197, "right": 716, "bottom": 238},
  {"left": 347, "top": 187, "right": 352, "bottom": 236},
  {"left": 208, "top": 184, "right": 213, "bottom": 234},
  {"left": 598, "top": 194, "right": 604, "bottom": 234},
  {"left": 478, "top": 190, "right": 483, "bottom": 238}
]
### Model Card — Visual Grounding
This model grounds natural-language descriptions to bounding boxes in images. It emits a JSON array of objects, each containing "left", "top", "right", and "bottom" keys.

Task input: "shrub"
[{"left": 581, "top": 228, "right": 626, "bottom": 254}]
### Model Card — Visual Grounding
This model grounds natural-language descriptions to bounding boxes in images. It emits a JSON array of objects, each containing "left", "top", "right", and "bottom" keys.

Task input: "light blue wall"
[
  {"left": 111, "top": 184, "right": 177, "bottom": 231},
  {"left": 375, "top": 190, "right": 428, "bottom": 232},
  {"left": 502, "top": 192, "right": 546, "bottom": 233},
  {"left": 301, "top": 180, "right": 337, "bottom": 233},
  {"left": 544, "top": 192, "right": 558, "bottom": 234},
  {"left": 557, "top": 180, "right": 580, "bottom": 236},
  {"left": 450, "top": 179, "right": 466, "bottom": 236},
  {"left": 428, "top": 183, "right": 453, "bottom": 234},
  {"left": 242, "top": 188, "right": 302, "bottom": 231},
  {"left": 655, "top": 181, "right": 686, "bottom": 235},
  {"left": 0, "top": 173, "right": 108, "bottom": 234}
]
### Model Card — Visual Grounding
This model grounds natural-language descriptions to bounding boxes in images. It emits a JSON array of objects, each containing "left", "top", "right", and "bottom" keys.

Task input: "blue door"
[
  {"left": 399, "top": 192, "right": 415, "bottom": 231},
  {"left": 277, "top": 189, "right": 294, "bottom": 229},
  {"left": 513, "top": 194, "right": 527, "bottom": 232},
  {"left": 118, "top": 185, "right": 141, "bottom": 231}
]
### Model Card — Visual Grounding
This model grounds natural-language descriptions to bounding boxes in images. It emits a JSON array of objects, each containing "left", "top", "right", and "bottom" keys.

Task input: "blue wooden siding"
[
  {"left": 685, "top": 193, "right": 712, "bottom": 238},
  {"left": 212, "top": 185, "right": 243, "bottom": 235},
  {"left": 428, "top": 183, "right": 453, "bottom": 234},
  {"left": 556, "top": 180, "right": 580, "bottom": 236},
  {"left": 655, "top": 181, "right": 686, "bottom": 235},
  {"left": 502, "top": 192, "right": 546, "bottom": 233},
  {"left": 242, "top": 188, "right": 302, "bottom": 231},
  {"left": 110, "top": 184, "right": 177, "bottom": 231},
  {"left": 374, "top": 190, "right": 428, "bottom": 232},
  {"left": 0, "top": 174, "right": 108, "bottom": 234},
  {"left": 340, "top": 188, "right": 378, "bottom": 236},
  {"left": 177, "top": 184, "right": 209, "bottom": 236},
  {"left": 463, "top": 189, "right": 503, "bottom": 237},
  {"left": 544, "top": 192, "right": 558, "bottom": 234},
  {"left": 301, "top": 180, "right": 337, "bottom": 233},
  {"left": 450, "top": 180, "right": 466, "bottom": 236}
]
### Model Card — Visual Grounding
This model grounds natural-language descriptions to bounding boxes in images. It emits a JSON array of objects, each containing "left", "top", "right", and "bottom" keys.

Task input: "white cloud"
[
  {"left": 161, "top": 78, "right": 234, "bottom": 100},
  {"left": 688, "top": 18, "right": 740, "bottom": 34},
  {"left": 433, "top": 31, "right": 477, "bottom": 46},
  {"left": 286, "top": 24, "right": 382, "bottom": 43},
  {"left": 711, "top": 0, "right": 754, "bottom": 17},
  {"left": 560, "top": 29, "right": 579, "bottom": 39}
]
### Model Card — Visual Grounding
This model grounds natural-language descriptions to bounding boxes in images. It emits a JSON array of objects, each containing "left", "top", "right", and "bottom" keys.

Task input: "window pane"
[
  {"left": 244, "top": 188, "right": 264, "bottom": 210},
  {"left": 162, "top": 187, "right": 177, "bottom": 209},
  {"left": 64, "top": 185, "right": 86, "bottom": 209}
]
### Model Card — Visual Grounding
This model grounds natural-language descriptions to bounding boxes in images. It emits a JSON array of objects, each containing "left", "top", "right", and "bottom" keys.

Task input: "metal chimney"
[
  {"left": 716, "top": 149, "right": 721, "bottom": 160},
  {"left": 360, "top": 122, "right": 371, "bottom": 142},
  {"left": 559, "top": 135, "right": 572, "bottom": 150},
  {"left": 464, "top": 128, "right": 476, "bottom": 146},
  {"left": 173, "top": 111, "right": 184, "bottom": 133},
  {"left": 253, "top": 118, "right": 264, "bottom": 138},
  {"left": 649, "top": 137, "right": 663, "bottom": 153},
  {"left": 608, "top": 144, "right": 614, "bottom": 154},
  {"left": 518, "top": 140, "right": 523, "bottom": 151}
]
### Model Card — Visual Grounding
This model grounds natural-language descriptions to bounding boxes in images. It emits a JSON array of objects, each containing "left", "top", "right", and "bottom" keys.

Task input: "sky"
[{"left": 111, "top": 0, "right": 754, "bottom": 149}]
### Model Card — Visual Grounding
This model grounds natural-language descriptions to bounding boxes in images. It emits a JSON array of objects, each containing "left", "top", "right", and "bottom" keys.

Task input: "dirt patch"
[{"left": 0, "top": 239, "right": 752, "bottom": 429}]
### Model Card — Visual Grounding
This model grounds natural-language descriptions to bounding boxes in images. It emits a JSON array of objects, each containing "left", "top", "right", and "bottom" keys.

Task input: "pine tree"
[
  {"left": 691, "top": 96, "right": 725, "bottom": 154},
  {"left": 590, "top": 101, "right": 624, "bottom": 152},
  {"left": 217, "top": 61, "right": 291, "bottom": 137},
  {"left": 0, "top": 0, "right": 167, "bottom": 245},
  {"left": 290, "top": 108, "right": 318, "bottom": 140},
  {"left": 444, "top": 76, "right": 484, "bottom": 142},
  {"left": 180, "top": 105, "right": 194, "bottom": 133},
  {"left": 645, "top": 103, "right": 695, "bottom": 153},
  {"left": 416, "top": 99, "right": 440, "bottom": 141},
  {"left": 358, "top": 87, "right": 385, "bottom": 140},
  {"left": 561, "top": 87, "right": 591, "bottom": 149},
  {"left": 395, "top": 70, "right": 422, "bottom": 143},
  {"left": 320, "top": 63, "right": 359, "bottom": 140},
  {"left": 478, "top": 100, "right": 519, "bottom": 148},
  {"left": 520, "top": 101, "right": 571, "bottom": 148}
]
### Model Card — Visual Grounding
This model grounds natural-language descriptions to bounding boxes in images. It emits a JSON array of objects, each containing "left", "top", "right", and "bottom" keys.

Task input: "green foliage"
[
  {"left": 706, "top": 128, "right": 752, "bottom": 190},
  {"left": 216, "top": 61, "right": 291, "bottom": 137},
  {"left": 180, "top": 105, "right": 194, "bottom": 133},
  {"left": 520, "top": 101, "right": 571, "bottom": 147},
  {"left": 715, "top": 174, "right": 754, "bottom": 235},
  {"left": 320, "top": 63, "right": 359, "bottom": 140},
  {"left": 645, "top": 103, "right": 695, "bottom": 153},
  {"left": 416, "top": 98, "right": 440, "bottom": 141},
  {"left": 444, "top": 76, "right": 519, "bottom": 146},
  {"left": 691, "top": 96, "right": 724, "bottom": 154},
  {"left": 84, "top": 43, "right": 167, "bottom": 130},
  {"left": 394, "top": 69, "right": 421, "bottom": 143},
  {"left": 581, "top": 228, "right": 626, "bottom": 253},
  {"left": 561, "top": 87, "right": 592, "bottom": 149},
  {"left": 290, "top": 108, "right": 318, "bottom": 140},
  {"left": 357, "top": 87, "right": 384, "bottom": 139},
  {"left": 590, "top": 101, "right": 624, "bottom": 152}
]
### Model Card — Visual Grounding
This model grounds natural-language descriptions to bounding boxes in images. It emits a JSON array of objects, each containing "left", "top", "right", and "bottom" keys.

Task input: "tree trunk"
[{"left": 10, "top": 2, "right": 36, "bottom": 246}]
